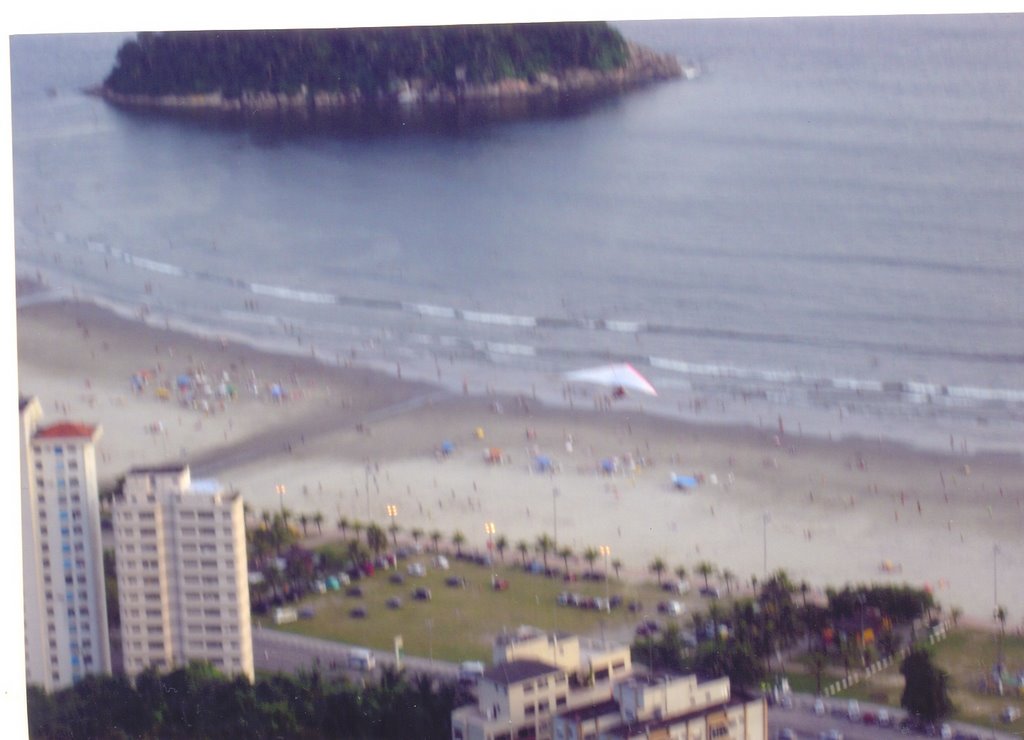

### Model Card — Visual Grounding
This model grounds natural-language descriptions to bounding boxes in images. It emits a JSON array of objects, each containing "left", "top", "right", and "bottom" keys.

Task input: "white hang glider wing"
[{"left": 563, "top": 363, "right": 658, "bottom": 396}]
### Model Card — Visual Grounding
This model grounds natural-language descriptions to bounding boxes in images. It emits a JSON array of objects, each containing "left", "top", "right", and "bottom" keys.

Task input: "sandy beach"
[{"left": 16, "top": 286, "right": 1024, "bottom": 624}]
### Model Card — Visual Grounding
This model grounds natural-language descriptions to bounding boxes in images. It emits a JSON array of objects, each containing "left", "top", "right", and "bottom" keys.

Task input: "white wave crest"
[
  {"left": 460, "top": 310, "right": 536, "bottom": 327},
  {"left": 250, "top": 283, "right": 336, "bottom": 304},
  {"left": 405, "top": 303, "right": 457, "bottom": 319}
]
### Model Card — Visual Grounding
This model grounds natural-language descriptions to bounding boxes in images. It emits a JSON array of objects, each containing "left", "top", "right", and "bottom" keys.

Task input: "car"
[
  {"left": 847, "top": 700, "right": 861, "bottom": 722},
  {"left": 819, "top": 731, "right": 843, "bottom": 740},
  {"left": 627, "top": 600, "right": 644, "bottom": 613},
  {"left": 412, "top": 587, "right": 432, "bottom": 601},
  {"left": 609, "top": 595, "right": 624, "bottom": 609},
  {"left": 657, "top": 600, "right": 683, "bottom": 615},
  {"left": 298, "top": 607, "right": 316, "bottom": 619},
  {"left": 636, "top": 619, "right": 661, "bottom": 637},
  {"left": 1002, "top": 707, "right": 1022, "bottom": 723},
  {"left": 346, "top": 585, "right": 363, "bottom": 597},
  {"left": 813, "top": 699, "right": 826, "bottom": 716},
  {"left": 407, "top": 563, "right": 426, "bottom": 577},
  {"left": 557, "top": 591, "right": 572, "bottom": 606},
  {"left": 777, "top": 729, "right": 797, "bottom": 740},
  {"left": 699, "top": 586, "right": 721, "bottom": 598},
  {"left": 389, "top": 573, "right": 405, "bottom": 584},
  {"left": 877, "top": 710, "right": 891, "bottom": 727},
  {"left": 939, "top": 724, "right": 952, "bottom": 740},
  {"left": 349, "top": 606, "right": 367, "bottom": 619},
  {"left": 862, "top": 711, "right": 877, "bottom": 726},
  {"left": 386, "top": 596, "right": 402, "bottom": 609},
  {"left": 446, "top": 576, "right": 468, "bottom": 588}
]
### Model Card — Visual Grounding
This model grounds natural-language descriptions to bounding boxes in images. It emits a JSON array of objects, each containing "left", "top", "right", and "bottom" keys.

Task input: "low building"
[
  {"left": 452, "top": 627, "right": 765, "bottom": 740},
  {"left": 452, "top": 627, "right": 633, "bottom": 740}
]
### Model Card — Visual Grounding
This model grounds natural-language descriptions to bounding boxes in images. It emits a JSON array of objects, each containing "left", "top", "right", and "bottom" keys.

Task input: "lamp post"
[
  {"left": 552, "top": 488, "right": 559, "bottom": 552},
  {"left": 485, "top": 522, "right": 496, "bottom": 584},
  {"left": 600, "top": 545, "right": 611, "bottom": 612},
  {"left": 762, "top": 512, "right": 771, "bottom": 578},
  {"left": 387, "top": 504, "right": 398, "bottom": 548},
  {"left": 276, "top": 483, "right": 286, "bottom": 517}
]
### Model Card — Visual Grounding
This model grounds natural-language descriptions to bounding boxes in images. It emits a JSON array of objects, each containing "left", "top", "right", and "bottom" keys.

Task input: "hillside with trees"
[{"left": 96, "top": 24, "right": 683, "bottom": 118}]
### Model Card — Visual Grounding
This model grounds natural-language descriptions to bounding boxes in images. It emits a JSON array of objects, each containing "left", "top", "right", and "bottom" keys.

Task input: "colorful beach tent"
[
  {"left": 563, "top": 363, "right": 657, "bottom": 396},
  {"left": 671, "top": 473, "right": 698, "bottom": 490}
]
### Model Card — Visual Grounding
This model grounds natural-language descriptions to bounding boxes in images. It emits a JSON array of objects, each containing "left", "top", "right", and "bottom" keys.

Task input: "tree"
[
  {"left": 452, "top": 531, "right": 466, "bottom": 557},
  {"left": 495, "top": 535, "right": 509, "bottom": 562},
  {"left": 352, "top": 520, "right": 365, "bottom": 544},
  {"left": 411, "top": 527, "right": 424, "bottom": 548},
  {"left": 299, "top": 513, "right": 309, "bottom": 536},
  {"left": 535, "top": 534, "right": 554, "bottom": 571},
  {"left": 722, "top": 569, "right": 736, "bottom": 596},
  {"left": 430, "top": 530, "right": 443, "bottom": 553},
  {"left": 611, "top": 558, "right": 623, "bottom": 579},
  {"left": 674, "top": 565, "right": 688, "bottom": 584},
  {"left": 516, "top": 540, "right": 530, "bottom": 566},
  {"left": 949, "top": 606, "right": 962, "bottom": 628},
  {"left": 388, "top": 521, "right": 401, "bottom": 547},
  {"left": 558, "top": 546, "right": 574, "bottom": 575},
  {"left": 900, "top": 649, "right": 953, "bottom": 723},
  {"left": 583, "top": 547, "right": 599, "bottom": 574},
  {"left": 366, "top": 524, "right": 387, "bottom": 556},
  {"left": 995, "top": 605, "right": 1008, "bottom": 670},
  {"left": 649, "top": 557, "right": 666, "bottom": 585},
  {"left": 337, "top": 516, "right": 350, "bottom": 539},
  {"left": 696, "top": 561, "right": 715, "bottom": 589},
  {"left": 313, "top": 511, "right": 324, "bottom": 535}
]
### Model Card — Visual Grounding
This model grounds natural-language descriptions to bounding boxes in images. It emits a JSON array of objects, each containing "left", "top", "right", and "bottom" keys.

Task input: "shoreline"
[{"left": 17, "top": 281, "right": 1024, "bottom": 622}]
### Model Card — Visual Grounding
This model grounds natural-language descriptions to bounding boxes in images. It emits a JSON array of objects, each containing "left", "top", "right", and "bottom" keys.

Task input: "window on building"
[
  {"left": 556, "top": 695, "right": 567, "bottom": 708},
  {"left": 524, "top": 704, "right": 536, "bottom": 716},
  {"left": 538, "top": 700, "right": 549, "bottom": 713}
]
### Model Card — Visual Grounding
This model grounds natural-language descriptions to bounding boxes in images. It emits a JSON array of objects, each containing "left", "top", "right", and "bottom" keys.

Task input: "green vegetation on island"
[{"left": 97, "top": 23, "right": 682, "bottom": 116}]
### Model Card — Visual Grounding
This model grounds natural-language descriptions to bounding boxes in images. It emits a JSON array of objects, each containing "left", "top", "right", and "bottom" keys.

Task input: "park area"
[{"left": 261, "top": 546, "right": 695, "bottom": 663}]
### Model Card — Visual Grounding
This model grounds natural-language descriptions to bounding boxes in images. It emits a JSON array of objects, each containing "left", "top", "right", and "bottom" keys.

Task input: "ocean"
[{"left": 10, "top": 15, "right": 1024, "bottom": 454}]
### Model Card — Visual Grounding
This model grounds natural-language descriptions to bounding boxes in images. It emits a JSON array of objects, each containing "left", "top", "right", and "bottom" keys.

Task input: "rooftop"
[
  {"left": 188, "top": 479, "right": 223, "bottom": 495},
  {"left": 483, "top": 659, "right": 561, "bottom": 686},
  {"left": 128, "top": 463, "right": 189, "bottom": 475},
  {"left": 34, "top": 422, "right": 98, "bottom": 440}
]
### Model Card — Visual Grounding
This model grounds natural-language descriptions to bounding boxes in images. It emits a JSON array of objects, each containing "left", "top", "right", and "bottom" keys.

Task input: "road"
[
  {"left": 768, "top": 696, "right": 1019, "bottom": 740},
  {"left": 252, "top": 625, "right": 459, "bottom": 681}
]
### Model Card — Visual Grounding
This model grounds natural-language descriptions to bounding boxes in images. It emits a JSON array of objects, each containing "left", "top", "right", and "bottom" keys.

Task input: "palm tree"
[
  {"left": 516, "top": 540, "right": 530, "bottom": 566},
  {"left": 611, "top": 558, "right": 623, "bottom": 580},
  {"left": 452, "top": 530, "right": 466, "bottom": 557},
  {"left": 261, "top": 509, "right": 273, "bottom": 531},
  {"left": 995, "top": 605, "right": 1008, "bottom": 669},
  {"left": 411, "top": 527, "right": 424, "bottom": 548},
  {"left": 313, "top": 511, "right": 324, "bottom": 535},
  {"left": 558, "top": 546, "right": 574, "bottom": 576},
  {"left": 535, "top": 534, "right": 554, "bottom": 571},
  {"left": 696, "top": 561, "right": 715, "bottom": 589},
  {"left": 352, "top": 520, "right": 364, "bottom": 544},
  {"left": 299, "top": 513, "right": 309, "bottom": 537},
  {"left": 337, "top": 516, "right": 350, "bottom": 540},
  {"left": 949, "top": 606, "right": 962, "bottom": 628},
  {"left": 388, "top": 521, "right": 400, "bottom": 547},
  {"left": 722, "top": 569, "right": 736, "bottom": 596},
  {"left": 430, "top": 530, "right": 443, "bottom": 554},
  {"left": 280, "top": 507, "right": 293, "bottom": 530},
  {"left": 583, "top": 547, "right": 599, "bottom": 575},
  {"left": 799, "top": 580, "right": 809, "bottom": 608},
  {"left": 366, "top": 523, "right": 387, "bottom": 556},
  {"left": 674, "top": 566, "right": 688, "bottom": 584},
  {"left": 649, "top": 557, "right": 667, "bottom": 585},
  {"left": 495, "top": 535, "right": 509, "bottom": 562}
]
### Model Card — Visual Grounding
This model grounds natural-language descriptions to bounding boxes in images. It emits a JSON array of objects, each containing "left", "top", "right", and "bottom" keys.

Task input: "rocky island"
[{"left": 93, "top": 23, "right": 685, "bottom": 125}]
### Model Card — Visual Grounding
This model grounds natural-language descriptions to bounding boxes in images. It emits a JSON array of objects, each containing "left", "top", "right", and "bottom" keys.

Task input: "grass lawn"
[
  {"left": 834, "top": 628, "right": 1024, "bottom": 732},
  {"left": 265, "top": 550, "right": 712, "bottom": 663}
]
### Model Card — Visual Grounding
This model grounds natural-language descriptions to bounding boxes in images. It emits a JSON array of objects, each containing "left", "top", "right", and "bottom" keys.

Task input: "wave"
[
  {"left": 460, "top": 310, "right": 536, "bottom": 327},
  {"left": 250, "top": 283, "right": 336, "bottom": 305}
]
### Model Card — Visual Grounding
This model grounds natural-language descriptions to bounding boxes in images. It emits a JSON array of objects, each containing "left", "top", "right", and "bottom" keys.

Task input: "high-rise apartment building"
[
  {"left": 19, "top": 395, "right": 112, "bottom": 691},
  {"left": 113, "top": 464, "right": 253, "bottom": 681}
]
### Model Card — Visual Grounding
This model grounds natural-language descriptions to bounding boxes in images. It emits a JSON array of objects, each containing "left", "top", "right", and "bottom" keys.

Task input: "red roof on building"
[{"left": 34, "top": 422, "right": 97, "bottom": 439}]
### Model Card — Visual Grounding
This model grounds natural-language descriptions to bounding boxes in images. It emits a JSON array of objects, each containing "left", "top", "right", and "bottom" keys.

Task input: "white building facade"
[
  {"left": 19, "top": 396, "right": 112, "bottom": 691},
  {"left": 113, "top": 464, "right": 253, "bottom": 681}
]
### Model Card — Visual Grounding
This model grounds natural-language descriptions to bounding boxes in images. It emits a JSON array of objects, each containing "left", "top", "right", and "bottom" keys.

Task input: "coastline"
[
  {"left": 16, "top": 280, "right": 1024, "bottom": 622},
  {"left": 90, "top": 42, "right": 684, "bottom": 117}
]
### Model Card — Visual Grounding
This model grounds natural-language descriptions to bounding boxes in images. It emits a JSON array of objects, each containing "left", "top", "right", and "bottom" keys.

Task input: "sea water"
[{"left": 10, "top": 16, "right": 1024, "bottom": 453}]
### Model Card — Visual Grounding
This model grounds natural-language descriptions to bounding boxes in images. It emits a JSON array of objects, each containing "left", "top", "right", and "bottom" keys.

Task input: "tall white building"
[
  {"left": 113, "top": 464, "right": 254, "bottom": 681},
  {"left": 19, "top": 395, "right": 112, "bottom": 691}
]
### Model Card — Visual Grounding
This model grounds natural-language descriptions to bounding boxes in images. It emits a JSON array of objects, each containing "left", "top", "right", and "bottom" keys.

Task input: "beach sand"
[{"left": 16, "top": 290, "right": 1024, "bottom": 623}]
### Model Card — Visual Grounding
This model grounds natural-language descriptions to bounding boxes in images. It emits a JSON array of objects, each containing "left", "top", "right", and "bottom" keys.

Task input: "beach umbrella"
[
  {"left": 671, "top": 473, "right": 698, "bottom": 490},
  {"left": 535, "top": 455, "right": 554, "bottom": 472},
  {"left": 441, "top": 440, "right": 455, "bottom": 455},
  {"left": 563, "top": 363, "right": 657, "bottom": 396}
]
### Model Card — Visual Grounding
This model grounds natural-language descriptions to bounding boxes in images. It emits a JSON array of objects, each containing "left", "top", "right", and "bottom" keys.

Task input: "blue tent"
[
  {"left": 441, "top": 440, "right": 455, "bottom": 455},
  {"left": 671, "top": 473, "right": 698, "bottom": 490},
  {"left": 601, "top": 458, "right": 617, "bottom": 474},
  {"left": 535, "top": 455, "right": 554, "bottom": 472}
]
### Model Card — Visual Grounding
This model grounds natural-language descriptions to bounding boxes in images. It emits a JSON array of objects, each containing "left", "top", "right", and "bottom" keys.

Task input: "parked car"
[
  {"left": 636, "top": 619, "right": 661, "bottom": 637},
  {"left": 657, "top": 600, "right": 684, "bottom": 615},
  {"left": 939, "top": 724, "right": 953, "bottom": 740},
  {"left": 432, "top": 555, "right": 449, "bottom": 570},
  {"left": 663, "top": 580, "right": 691, "bottom": 594},
  {"left": 876, "top": 709, "right": 891, "bottom": 727},
  {"left": 699, "top": 586, "right": 721, "bottom": 599},
  {"left": 386, "top": 597, "right": 402, "bottom": 609},
  {"left": 458, "top": 661, "right": 485, "bottom": 685},
  {"left": 349, "top": 606, "right": 367, "bottom": 619},
  {"left": 812, "top": 699, "right": 826, "bottom": 716},
  {"left": 412, "top": 587, "right": 432, "bottom": 601},
  {"left": 847, "top": 700, "right": 861, "bottom": 722},
  {"left": 777, "top": 729, "right": 797, "bottom": 740},
  {"left": 346, "top": 585, "right": 363, "bottom": 597},
  {"left": 347, "top": 648, "right": 375, "bottom": 671},
  {"left": 819, "top": 730, "right": 843, "bottom": 740},
  {"left": 298, "top": 607, "right": 316, "bottom": 619},
  {"left": 407, "top": 563, "right": 426, "bottom": 577},
  {"left": 446, "top": 576, "right": 468, "bottom": 588},
  {"left": 1002, "top": 707, "right": 1022, "bottom": 723},
  {"left": 389, "top": 573, "right": 405, "bottom": 584},
  {"left": 627, "top": 600, "right": 644, "bottom": 613}
]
